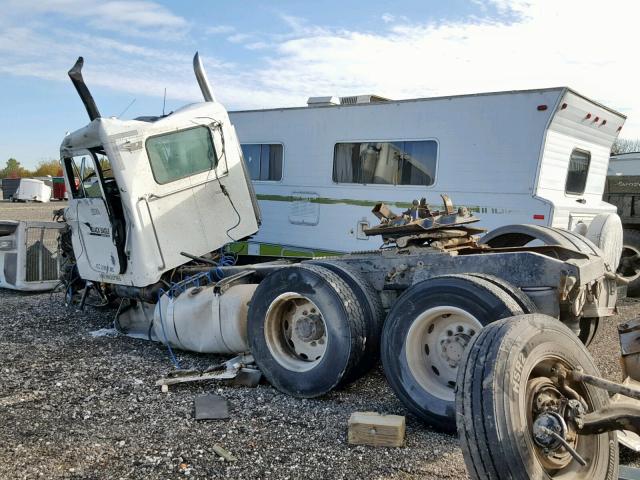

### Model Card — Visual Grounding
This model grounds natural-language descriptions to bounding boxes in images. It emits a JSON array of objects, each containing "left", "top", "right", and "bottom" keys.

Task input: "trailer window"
[
  {"left": 333, "top": 140, "right": 437, "bottom": 185},
  {"left": 565, "top": 149, "right": 591, "bottom": 195},
  {"left": 241, "top": 143, "right": 283, "bottom": 181},
  {"left": 146, "top": 126, "right": 217, "bottom": 185}
]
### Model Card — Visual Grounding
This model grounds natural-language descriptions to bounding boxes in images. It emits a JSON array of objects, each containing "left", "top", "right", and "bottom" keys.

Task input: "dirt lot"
[{"left": 1, "top": 200, "right": 640, "bottom": 479}]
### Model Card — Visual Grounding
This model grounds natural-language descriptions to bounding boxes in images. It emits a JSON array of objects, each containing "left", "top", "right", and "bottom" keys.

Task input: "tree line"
[
  {"left": 612, "top": 138, "right": 640, "bottom": 155},
  {"left": 0, "top": 158, "right": 62, "bottom": 179}
]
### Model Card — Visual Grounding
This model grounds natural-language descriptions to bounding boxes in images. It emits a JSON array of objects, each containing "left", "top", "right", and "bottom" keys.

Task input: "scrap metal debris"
[
  {"left": 615, "top": 319, "right": 640, "bottom": 451},
  {"left": 194, "top": 394, "right": 229, "bottom": 420},
  {"left": 155, "top": 354, "right": 260, "bottom": 392},
  {"left": 212, "top": 444, "right": 237, "bottom": 462},
  {"left": 0, "top": 391, "right": 46, "bottom": 408},
  {"left": 363, "top": 195, "right": 485, "bottom": 249}
]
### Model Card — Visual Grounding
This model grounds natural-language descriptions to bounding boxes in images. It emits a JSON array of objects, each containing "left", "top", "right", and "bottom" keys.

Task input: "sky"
[{"left": 1, "top": 0, "right": 639, "bottom": 169}]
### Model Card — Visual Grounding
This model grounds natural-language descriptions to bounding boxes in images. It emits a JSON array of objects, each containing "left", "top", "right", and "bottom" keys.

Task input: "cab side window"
[{"left": 146, "top": 126, "right": 217, "bottom": 185}]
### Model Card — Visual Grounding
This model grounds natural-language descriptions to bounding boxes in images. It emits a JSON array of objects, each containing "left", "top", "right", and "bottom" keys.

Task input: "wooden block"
[{"left": 348, "top": 411, "right": 405, "bottom": 447}]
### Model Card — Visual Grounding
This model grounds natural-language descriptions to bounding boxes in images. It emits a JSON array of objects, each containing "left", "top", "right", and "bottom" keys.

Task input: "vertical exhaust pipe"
[
  {"left": 68, "top": 57, "right": 101, "bottom": 121},
  {"left": 193, "top": 52, "right": 216, "bottom": 102}
]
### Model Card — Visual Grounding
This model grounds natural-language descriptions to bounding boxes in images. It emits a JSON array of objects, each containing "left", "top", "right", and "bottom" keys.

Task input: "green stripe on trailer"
[
  {"left": 226, "top": 241, "right": 343, "bottom": 258},
  {"left": 256, "top": 194, "right": 414, "bottom": 209},
  {"left": 254, "top": 194, "right": 507, "bottom": 215}
]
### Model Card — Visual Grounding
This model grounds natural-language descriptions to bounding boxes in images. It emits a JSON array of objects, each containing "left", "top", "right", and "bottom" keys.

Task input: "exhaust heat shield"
[
  {"left": 68, "top": 57, "right": 101, "bottom": 121},
  {"left": 193, "top": 52, "right": 216, "bottom": 102}
]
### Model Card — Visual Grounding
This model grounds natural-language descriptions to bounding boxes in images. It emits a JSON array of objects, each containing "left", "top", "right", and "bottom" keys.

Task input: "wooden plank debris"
[{"left": 347, "top": 412, "right": 405, "bottom": 447}]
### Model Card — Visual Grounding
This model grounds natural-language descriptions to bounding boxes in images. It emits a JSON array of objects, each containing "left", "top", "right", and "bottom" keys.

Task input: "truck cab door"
[{"left": 63, "top": 151, "right": 127, "bottom": 276}]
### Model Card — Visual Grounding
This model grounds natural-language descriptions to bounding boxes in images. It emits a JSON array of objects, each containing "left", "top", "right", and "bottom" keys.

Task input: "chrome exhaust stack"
[
  {"left": 193, "top": 51, "right": 216, "bottom": 102},
  {"left": 67, "top": 57, "right": 101, "bottom": 121}
]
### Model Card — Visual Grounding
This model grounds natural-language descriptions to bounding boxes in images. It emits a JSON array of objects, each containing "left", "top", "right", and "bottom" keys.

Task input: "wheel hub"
[
  {"left": 440, "top": 333, "right": 471, "bottom": 367},
  {"left": 294, "top": 313, "right": 325, "bottom": 342},
  {"left": 532, "top": 412, "right": 567, "bottom": 450},
  {"left": 527, "top": 376, "right": 581, "bottom": 470}
]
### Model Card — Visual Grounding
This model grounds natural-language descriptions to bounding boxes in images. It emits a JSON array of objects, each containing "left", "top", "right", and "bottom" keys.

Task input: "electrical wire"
[{"left": 192, "top": 116, "right": 243, "bottom": 241}]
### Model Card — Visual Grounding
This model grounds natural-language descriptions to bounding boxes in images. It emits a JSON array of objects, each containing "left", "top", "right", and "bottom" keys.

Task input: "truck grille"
[{"left": 25, "top": 227, "right": 60, "bottom": 282}]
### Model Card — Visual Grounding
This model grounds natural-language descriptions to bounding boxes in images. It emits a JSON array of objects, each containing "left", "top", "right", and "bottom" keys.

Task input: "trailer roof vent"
[
  {"left": 307, "top": 96, "right": 341, "bottom": 107},
  {"left": 340, "top": 94, "right": 390, "bottom": 105},
  {"left": 306, "top": 94, "right": 391, "bottom": 107}
]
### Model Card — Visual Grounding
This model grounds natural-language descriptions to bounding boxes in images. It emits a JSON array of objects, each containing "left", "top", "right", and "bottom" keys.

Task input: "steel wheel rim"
[
  {"left": 264, "top": 292, "right": 328, "bottom": 372},
  {"left": 405, "top": 305, "right": 481, "bottom": 400}
]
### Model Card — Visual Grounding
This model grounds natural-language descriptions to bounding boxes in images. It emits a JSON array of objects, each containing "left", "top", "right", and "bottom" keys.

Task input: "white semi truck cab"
[{"left": 60, "top": 54, "right": 260, "bottom": 289}]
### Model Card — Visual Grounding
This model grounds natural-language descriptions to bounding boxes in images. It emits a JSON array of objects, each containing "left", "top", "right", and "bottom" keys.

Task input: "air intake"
[
  {"left": 307, "top": 94, "right": 390, "bottom": 107},
  {"left": 307, "top": 96, "right": 340, "bottom": 107},
  {"left": 340, "top": 94, "right": 390, "bottom": 105}
]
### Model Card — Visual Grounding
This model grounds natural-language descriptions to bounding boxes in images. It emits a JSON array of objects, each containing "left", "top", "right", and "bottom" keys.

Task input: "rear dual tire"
[
  {"left": 381, "top": 274, "right": 527, "bottom": 430},
  {"left": 307, "top": 259, "right": 385, "bottom": 380},
  {"left": 247, "top": 264, "right": 367, "bottom": 398}
]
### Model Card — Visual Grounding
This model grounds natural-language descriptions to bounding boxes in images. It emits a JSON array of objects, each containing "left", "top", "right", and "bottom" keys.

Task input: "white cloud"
[
  {"left": 5, "top": 0, "right": 189, "bottom": 38},
  {"left": 245, "top": 41, "right": 269, "bottom": 51},
  {"left": 381, "top": 13, "right": 395, "bottom": 23},
  {"left": 257, "top": 0, "right": 640, "bottom": 137},
  {"left": 3, "top": 0, "right": 640, "bottom": 140},
  {"left": 227, "top": 33, "right": 253, "bottom": 43},
  {"left": 205, "top": 25, "right": 235, "bottom": 35}
]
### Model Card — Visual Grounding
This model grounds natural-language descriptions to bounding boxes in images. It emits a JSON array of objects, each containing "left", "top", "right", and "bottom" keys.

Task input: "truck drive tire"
[
  {"left": 305, "top": 260, "right": 385, "bottom": 380},
  {"left": 466, "top": 273, "right": 538, "bottom": 313},
  {"left": 247, "top": 264, "right": 366, "bottom": 398},
  {"left": 456, "top": 314, "right": 617, "bottom": 480},
  {"left": 380, "top": 274, "right": 524, "bottom": 431},
  {"left": 619, "top": 228, "right": 640, "bottom": 297}
]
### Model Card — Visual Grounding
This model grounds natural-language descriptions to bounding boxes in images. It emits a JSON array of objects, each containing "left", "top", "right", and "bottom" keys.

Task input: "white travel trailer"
[
  {"left": 13, "top": 178, "right": 52, "bottom": 203},
  {"left": 229, "top": 88, "right": 625, "bottom": 255}
]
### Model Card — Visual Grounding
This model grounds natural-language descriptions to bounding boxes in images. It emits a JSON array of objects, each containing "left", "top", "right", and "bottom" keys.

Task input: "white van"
[
  {"left": 229, "top": 87, "right": 625, "bottom": 255},
  {"left": 13, "top": 178, "right": 52, "bottom": 203}
]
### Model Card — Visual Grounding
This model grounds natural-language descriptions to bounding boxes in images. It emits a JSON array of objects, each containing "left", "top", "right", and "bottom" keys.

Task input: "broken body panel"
[{"left": 0, "top": 220, "right": 65, "bottom": 291}]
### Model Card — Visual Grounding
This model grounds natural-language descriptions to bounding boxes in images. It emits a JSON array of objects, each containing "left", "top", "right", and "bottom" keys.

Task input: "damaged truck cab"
[{"left": 60, "top": 56, "right": 259, "bottom": 289}]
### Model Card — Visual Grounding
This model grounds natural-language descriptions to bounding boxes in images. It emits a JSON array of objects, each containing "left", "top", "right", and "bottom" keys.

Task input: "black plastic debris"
[{"left": 194, "top": 394, "right": 229, "bottom": 420}]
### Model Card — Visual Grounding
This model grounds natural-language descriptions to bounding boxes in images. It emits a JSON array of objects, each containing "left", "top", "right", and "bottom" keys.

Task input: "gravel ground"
[{"left": 1, "top": 200, "right": 640, "bottom": 479}]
